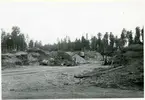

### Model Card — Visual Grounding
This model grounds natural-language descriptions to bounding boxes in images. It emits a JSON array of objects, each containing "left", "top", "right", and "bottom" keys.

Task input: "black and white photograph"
[{"left": 0, "top": 0, "right": 144, "bottom": 99}]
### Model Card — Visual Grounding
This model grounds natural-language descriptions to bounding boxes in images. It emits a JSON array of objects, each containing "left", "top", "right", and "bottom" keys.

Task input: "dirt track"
[{"left": 2, "top": 62, "right": 143, "bottom": 99}]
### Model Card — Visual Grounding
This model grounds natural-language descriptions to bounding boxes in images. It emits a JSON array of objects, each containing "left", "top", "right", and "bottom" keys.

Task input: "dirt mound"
[
  {"left": 15, "top": 52, "right": 29, "bottom": 65},
  {"left": 2, "top": 49, "right": 50, "bottom": 68},
  {"left": 75, "top": 62, "right": 143, "bottom": 90},
  {"left": 66, "top": 52, "right": 88, "bottom": 64},
  {"left": 27, "top": 48, "right": 50, "bottom": 65},
  {"left": 2, "top": 54, "right": 20, "bottom": 69},
  {"left": 48, "top": 51, "right": 74, "bottom": 66},
  {"left": 41, "top": 51, "right": 87, "bottom": 66},
  {"left": 85, "top": 51, "right": 103, "bottom": 60},
  {"left": 2, "top": 52, "right": 29, "bottom": 70},
  {"left": 28, "top": 53, "right": 39, "bottom": 64},
  {"left": 72, "top": 54, "right": 87, "bottom": 64}
]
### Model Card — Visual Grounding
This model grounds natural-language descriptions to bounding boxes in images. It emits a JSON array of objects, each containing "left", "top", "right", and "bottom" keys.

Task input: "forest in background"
[{"left": 1, "top": 26, "right": 144, "bottom": 53}]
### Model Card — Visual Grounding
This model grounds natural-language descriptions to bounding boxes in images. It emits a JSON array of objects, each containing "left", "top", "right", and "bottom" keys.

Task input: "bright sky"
[{"left": 0, "top": 0, "right": 144, "bottom": 45}]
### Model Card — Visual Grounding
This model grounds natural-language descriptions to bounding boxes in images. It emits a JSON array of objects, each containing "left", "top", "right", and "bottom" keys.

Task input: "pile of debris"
[
  {"left": 27, "top": 53, "right": 40, "bottom": 65},
  {"left": 27, "top": 48, "right": 49, "bottom": 65},
  {"left": 40, "top": 51, "right": 73, "bottom": 66},
  {"left": 2, "top": 48, "right": 88, "bottom": 69},
  {"left": 2, "top": 52, "right": 29, "bottom": 70},
  {"left": 72, "top": 54, "right": 87, "bottom": 64},
  {"left": 40, "top": 51, "right": 87, "bottom": 66},
  {"left": 85, "top": 51, "right": 103, "bottom": 60}
]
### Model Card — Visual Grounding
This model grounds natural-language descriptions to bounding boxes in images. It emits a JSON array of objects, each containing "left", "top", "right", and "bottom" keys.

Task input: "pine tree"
[
  {"left": 29, "top": 40, "right": 34, "bottom": 48},
  {"left": 134, "top": 27, "right": 141, "bottom": 44},
  {"left": 120, "top": 28, "right": 127, "bottom": 47},
  {"left": 97, "top": 32, "right": 102, "bottom": 52},
  {"left": 103, "top": 32, "right": 109, "bottom": 51},
  {"left": 109, "top": 32, "right": 115, "bottom": 52},
  {"left": 81, "top": 36, "right": 86, "bottom": 51},
  {"left": 114, "top": 36, "right": 119, "bottom": 49},
  {"left": 91, "top": 36, "right": 97, "bottom": 51},
  {"left": 11, "top": 26, "right": 20, "bottom": 50},
  {"left": 126, "top": 31, "right": 133, "bottom": 46}
]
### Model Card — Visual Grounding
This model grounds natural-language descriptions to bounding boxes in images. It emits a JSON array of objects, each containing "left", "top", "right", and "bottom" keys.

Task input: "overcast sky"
[{"left": 0, "top": 0, "right": 144, "bottom": 45}]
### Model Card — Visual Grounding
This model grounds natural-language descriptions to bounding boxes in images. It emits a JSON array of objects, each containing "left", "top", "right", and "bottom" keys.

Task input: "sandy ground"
[{"left": 2, "top": 61, "right": 144, "bottom": 99}]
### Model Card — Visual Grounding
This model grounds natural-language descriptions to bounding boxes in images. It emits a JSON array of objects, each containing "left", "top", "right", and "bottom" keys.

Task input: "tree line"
[
  {"left": 1, "top": 26, "right": 27, "bottom": 52},
  {"left": 1, "top": 26, "right": 42, "bottom": 52},
  {"left": 41, "top": 27, "right": 144, "bottom": 55},
  {"left": 1, "top": 26, "right": 144, "bottom": 55}
]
